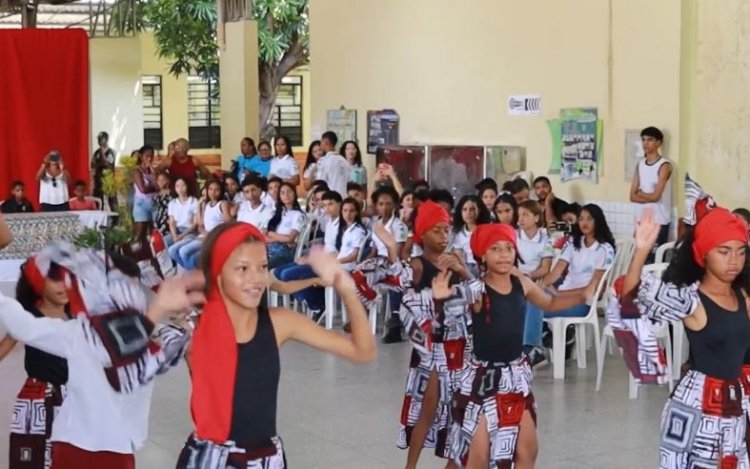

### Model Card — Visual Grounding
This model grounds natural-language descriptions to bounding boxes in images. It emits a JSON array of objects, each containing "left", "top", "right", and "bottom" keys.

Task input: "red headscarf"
[
  {"left": 412, "top": 200, "right": 450, "bottom": 244},
  {"left": 470, "top": 223, "right": 517, "bottom": 258},
  {"left": 692, "top": 208, "right": 748, "bottom": 267},
  {"left": 22, "top": 258, "right": 46, "bottom": 295},
  {"left": 190, "top": 222, "right": 266, "bottom": 442}
]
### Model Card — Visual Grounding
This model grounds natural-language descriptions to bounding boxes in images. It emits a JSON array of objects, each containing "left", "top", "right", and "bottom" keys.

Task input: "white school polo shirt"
[
  {"left": 557, "top": 239, "right": 615, "bottom": 291},
  {"left": 339, "top": 223, "right": 367, "bottom": 261},
  {"left": 323, "top": 216, "right": 340, "bottom": 253},
  {"left": 372, "top": 215, "right": 408, "bottom": 257},
  {"left": 275, "top": 209, "right": 306, "bottom": 236},
  {"left": 269, "top": 155, "right": 299, "bottom": 181},
  {"left": 517, "top": 228, "right": 554, "bottom": 275}
]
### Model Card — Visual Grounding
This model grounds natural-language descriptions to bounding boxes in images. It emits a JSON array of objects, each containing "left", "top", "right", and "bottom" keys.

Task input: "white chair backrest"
[
  {"left": 294, "top": 218, "right": 314, "bottom": 260},
  {"left": 655, "top": 241, "right": 676, "bottom": 264},
  {"left": 356, "top": 229, "right": 373, "bottom": 263},
  {"left": 591, "top": 265, "right": 613, "bottom": 307},
  {"left": 85, "top": 196, "right": 103, "bottom": 210}
]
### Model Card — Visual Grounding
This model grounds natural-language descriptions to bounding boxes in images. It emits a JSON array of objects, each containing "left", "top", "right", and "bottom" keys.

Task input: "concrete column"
[{"left": 219, "top": 20, "right": 260, "bottom": 169}]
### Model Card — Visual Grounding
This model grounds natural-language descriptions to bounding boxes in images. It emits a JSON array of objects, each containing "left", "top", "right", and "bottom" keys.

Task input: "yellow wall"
[
  {"left": 90, "top": 37, "right": 143, "bottom": 161},
  {"left": 309, "top": 0, "right": 683, "bottom": 202},
  {"left": 681, "top": 0, "right": 750, "bottom": 210}
]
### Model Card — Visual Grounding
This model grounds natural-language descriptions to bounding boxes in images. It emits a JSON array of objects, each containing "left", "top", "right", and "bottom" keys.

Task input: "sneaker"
[
  {"left": 381, "top": 327, "right": 403, "bottom": 344},
  {"left": 528, "top": 347, "right": 549, "bottom": 369}
]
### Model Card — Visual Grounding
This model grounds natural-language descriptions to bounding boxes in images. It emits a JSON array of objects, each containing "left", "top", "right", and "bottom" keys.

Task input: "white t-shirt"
[
  {"left": 451, "top": 227, "right": 475, "bottom": 266},
  {"left": 339, "top": 223, "right": 367, "bottom": 261},
  {"left": 269, "top": 155, "right": 299, "bottom": 181},
  {"left": 167, "top": 197, "right": 199, "bottom": 232},
  {"left": 323, "top": 216, "right": 340, "bottom": 253},
  {"left": 372, "top": 215, "right": 408, "bottom": 257},
  {"left": 317, "top": 152, "right": 351, "bottom": 196},
  {"left": 517, "top": 228, "right": 554, "bottom": 275},
  {"left": 39, "top": 172, "right": 69, "bottom": 205},
  {"left": 273, "top": 209, "right": 306, "bottom": 236},
  {"left": 261, "top": 192, "right": 276, "bottom": 211},
  {"left": 237, "top": 201, "right": 274, "bottom": 230},
  {"left": 202, "top": 201, "right": 226, "bottom": 233},
  {"left": 557, "top": 239, "right": 615, "bottom": 291}
]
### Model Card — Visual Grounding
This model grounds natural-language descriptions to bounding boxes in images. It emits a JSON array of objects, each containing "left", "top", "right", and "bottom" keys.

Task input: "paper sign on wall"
[{"left": 508, "top": 95, "right": 541, "bottom": 116}]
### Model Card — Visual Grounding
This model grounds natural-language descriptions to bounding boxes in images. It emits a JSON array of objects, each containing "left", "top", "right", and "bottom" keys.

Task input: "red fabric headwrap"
[
  {"left": 470, "top": 223, "right": 518, "bottom": 258},
  {"left": 190, "top": 222, "right": 266, "bottom": 442},
  {"left": 692, "top": 208, "right": 749, "bottom": 267},
  {"left": 413, "top": 200, "right": 450, "bottom": 244},
  {"left": 22, "top": 258, "right": 46, "bottom": 295}
]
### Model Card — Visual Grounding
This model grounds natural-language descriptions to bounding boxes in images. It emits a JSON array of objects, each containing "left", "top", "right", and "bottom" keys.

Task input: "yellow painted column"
[
  {"left": 677, "top": 0, "right": 698, "bottom": 215},
  {"left": 219, "top": 20, "right": 260, "bottom": 169}
]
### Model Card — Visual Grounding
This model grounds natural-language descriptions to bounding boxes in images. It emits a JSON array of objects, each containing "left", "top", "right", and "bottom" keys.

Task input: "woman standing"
[
  {"left": 302, "top": 140, "right": 323, "bottom": 191},
  {"left": 176, "top": 222, "right": 376, "bottom": 467},
  {"left": 341, "top": 140, "right": 368, "bottom": 196},
  {"left": 2, "top": 260, "right": 71, "bottom": 469},
  {"left": 36, "top": 151, "right": 71, "bottom": 212},
  {"left": 269, "top": 136, "right": 300, "bottom": 186},
  {"left": 132, "top": 145, "right": 158, "bottom": 246},
  {"left": 623, "top": 205, "right": 750, "bottom": 468}
]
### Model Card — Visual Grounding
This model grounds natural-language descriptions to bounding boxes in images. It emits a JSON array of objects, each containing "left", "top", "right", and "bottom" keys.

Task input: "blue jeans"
[
  {"left": 169, "top": 236, "right": 201, "bottom": 269},
  {"left": 276, "top": 263, "right": 323, "bottom": 312},
  {"left": 268, "top": 243, "right": 295, "bottom": 269},
  {"left": 524, "top": 293, "right": 589, "bottom": 347}
]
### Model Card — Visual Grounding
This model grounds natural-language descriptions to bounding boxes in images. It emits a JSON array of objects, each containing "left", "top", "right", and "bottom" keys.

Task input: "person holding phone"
[{"left": 36, "top": 151, "right": 71, "bottom": 212}]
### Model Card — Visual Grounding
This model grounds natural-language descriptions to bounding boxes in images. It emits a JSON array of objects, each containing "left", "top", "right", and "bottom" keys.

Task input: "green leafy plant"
[
  {"left": 102, "top": 154, "right": 139, "bottom": 233},
  {"left": 73, "top": 225, "right": 133, "bottom": 251}
]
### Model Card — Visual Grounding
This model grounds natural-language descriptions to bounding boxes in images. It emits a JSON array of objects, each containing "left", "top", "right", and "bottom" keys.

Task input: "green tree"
[{"left": 143, "top": 0, "right": 309, "bottom": 140}]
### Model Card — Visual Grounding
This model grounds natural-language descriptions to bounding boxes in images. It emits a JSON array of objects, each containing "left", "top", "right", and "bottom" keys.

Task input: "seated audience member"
[
  {"left": 232, "top": 137, "right": 257, "bottom": 182},
  {"left": 266, "top": 176, "right": 282, "bottom": 207},
  {"left": 151, "top": 172, "right": 173, "bottom": 236},
  {"left": 276, "top": 194, "right": 368, "bottom": 320},
  {"left": 451, "top": 194, "right": 492, "bottom": 276},
  {"left": 316, "top": 131, "right": 351, "bottom": 196},
  {"left": 244, "top": 140, "right": 275, "bottom": 178},
  {"left": 476, "top": 178, "right": 499, "bottom": 219},
  {"left": 733, "top": 208, "right": 750, "bottom": 230},
  {"left": 169, "top": 179, "right": 230, "bottom": 269},
  {"left": 165, "top": 176, "right": 199, "bottom": 247},
  {"left": 234, "top": 175, "right": 275, "bottom": 231},
  {"left": 308, "top": 184, "right": 330, "bottom": 237},
  {"left": 533, "top": 176, "right": 569, "bottom": 226},
  {"left": 532, "top": 203, "right": 616, "bottom": 356},
  {"left": 373, "top": 162, "right": 405, "bottom": 193},
  {"left": 398, "top": 189, "right": 414, "bottom": 224},
  {"left": 302, "top": 140, "right": 324, "bottom": 191},
  {"left": 68, "top": 180, "right": 98, "bottom": 211},
  {"left": 551, "top": 202, "right": 581, "bottom": 249},
  {"left": 223, "top": 174, "right": 243, "bottom": 205},
  {"left": 1, "top": 181, "right": 34, "bottom": 213},
  {"left": 504, "top": 177, "right": 530, "bottom": 204},
  {"left": 36, "top": 151, "right": 71, "bottom": 212},
  {"left": 269, "top": 135, "right": 301, "bottom": 186},
  {"left": 266, "top": 182, "right": 307, "bottom": 268},
  {"left": 493, "top": 192, "right": 518, "bottom": 226}
]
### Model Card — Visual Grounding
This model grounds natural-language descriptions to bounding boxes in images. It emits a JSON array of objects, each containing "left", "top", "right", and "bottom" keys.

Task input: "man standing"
[
  {"left": 91, "top": 131, "right": 116, "bottom": 211},
  {"left": 316, "top": 131, "right": 351, "bottom": 197},
  {"left": 630, "top": 126, "right": 672, "bottom": 254}
]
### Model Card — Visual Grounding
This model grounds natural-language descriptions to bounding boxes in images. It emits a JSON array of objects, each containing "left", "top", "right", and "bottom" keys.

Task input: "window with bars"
[
  {"left": 142, "top": 76, "right": 163, "bottom": 149},
  {"left": 273, "top": 75, "right": 303, "bottom": 147},
  {"left": 187, "top": 76, "right": 221, "bottom": 149}
]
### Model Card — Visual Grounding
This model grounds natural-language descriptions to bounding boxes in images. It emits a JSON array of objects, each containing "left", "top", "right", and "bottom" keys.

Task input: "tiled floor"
[{"left": 0, "top": 340, "right": 669, "bottom": 468}]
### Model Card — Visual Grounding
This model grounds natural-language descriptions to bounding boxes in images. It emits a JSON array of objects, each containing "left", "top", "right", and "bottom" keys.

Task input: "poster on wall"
[
  {"left": 559, "top": 107, "right": 599, "bottom": 183},
  {"left": 624, "top": 129, "right": 645, "bottom": 182},
  {"left": 326, "top": 108, "right": 357, "bottom": 142},
  {"left": 367, "top": 110, "right": 399, "bottom": 154},
  {"left": 508, "top": 95, "right": 541, "bottom": 116}
]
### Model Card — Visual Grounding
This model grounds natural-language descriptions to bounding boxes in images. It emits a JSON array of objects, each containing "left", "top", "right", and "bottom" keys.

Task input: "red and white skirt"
[
  {"left": 9, "top": 378, "right": 65, "bottom": 469},
  {"left": 176, "top": 434, "right": 286, "bottom": 468}
]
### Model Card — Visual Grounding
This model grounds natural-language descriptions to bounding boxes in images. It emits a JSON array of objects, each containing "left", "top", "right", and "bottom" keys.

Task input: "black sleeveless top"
[
  {"left": 413, "top": 257, "right": 442, "bottom": 292},
  {"left": 686, "top": 291, "right": 750, "bottom": 380},
  {"left": 472, "top": 277, "right": 527, "bottom": 363},
  {"left": 24, "top": 306, "right": 69, "bottom": 385},
  {"left": 229, "top": 308, "right": 281, "bottom": 442}
]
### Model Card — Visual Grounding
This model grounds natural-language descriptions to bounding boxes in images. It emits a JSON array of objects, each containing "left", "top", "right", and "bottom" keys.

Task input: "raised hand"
[
  {"left": 149, "top": 271, "right": 206, "bottom": 324},
  {"left": 373, "top": 221, "right": 396, "bottom": 247},
  {"left": 432, "top": 269, "right": 454, "bottom": 300},
  {"left": 439, "top": 253, "right": 468, "bottom": 278},
  {"left": 634, "top": 208, "right": 660, "bottom": 250},
  {"left": 308, "top": 247, "right": 353, "bottom": 290}
]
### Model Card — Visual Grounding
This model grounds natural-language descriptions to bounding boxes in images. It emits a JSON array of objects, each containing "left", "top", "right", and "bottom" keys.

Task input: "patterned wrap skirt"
[
  {"left": 741, "top": 365, "right": 750, "bottom": 453},
  {"left": 397, "top": 337, "right": 470, "bottom": 459},
  {"left": 9, "top": 378, "right": 66, "bottom": 469},
  {"left": 176, "top": 435, "right": 286, "bottom": 469},
  {"left": 659, "top": 370, "right": 749, "bottom": 469},
  {"left": 447, "top": 356, "right": 536, "bottom": 468}
]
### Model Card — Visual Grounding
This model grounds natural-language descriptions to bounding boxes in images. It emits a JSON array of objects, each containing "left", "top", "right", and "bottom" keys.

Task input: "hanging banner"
[
  {"left": 560, "top": 107, "right": 599, "bottom": 183},
  {"left": 366, "top": 109, "right": 399, "bottom": 154}
]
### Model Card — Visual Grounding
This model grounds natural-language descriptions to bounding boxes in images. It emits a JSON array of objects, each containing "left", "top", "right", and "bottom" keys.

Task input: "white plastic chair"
[
  {"left": 655, "top": 241, "right": 676, "bottom": 264},
  {"left": 85, "top": 196, "right": 103, "bottom": 210},
  {"left": 545, "top": 266, "right": 611, "bottom": 380}
]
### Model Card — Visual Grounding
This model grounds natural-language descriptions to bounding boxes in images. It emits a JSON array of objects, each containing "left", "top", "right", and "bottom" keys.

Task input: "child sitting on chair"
[{"left": 68, "top": 180, "right": 97, "bottom": 211}]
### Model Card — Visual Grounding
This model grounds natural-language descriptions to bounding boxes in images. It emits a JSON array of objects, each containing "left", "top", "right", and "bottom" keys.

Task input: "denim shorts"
[{"left": 132, "top": 197, "right": 154, "bottom": 223}]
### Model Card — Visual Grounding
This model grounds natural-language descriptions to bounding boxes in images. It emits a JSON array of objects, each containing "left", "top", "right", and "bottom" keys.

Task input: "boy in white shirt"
[
  {"left": 234, "top": 175, "right": 275, "bottom": 231},
  {"left": 316, "top": 131, "right": 351, "bottom": 196}
]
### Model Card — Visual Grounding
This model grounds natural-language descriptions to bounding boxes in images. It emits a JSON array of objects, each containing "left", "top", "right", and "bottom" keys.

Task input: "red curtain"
[{"left": 0, "top": 29, "right": 90, "bottom": 209}]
